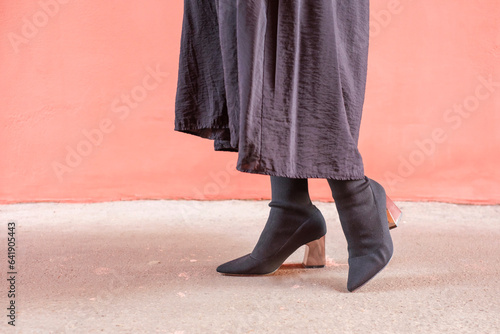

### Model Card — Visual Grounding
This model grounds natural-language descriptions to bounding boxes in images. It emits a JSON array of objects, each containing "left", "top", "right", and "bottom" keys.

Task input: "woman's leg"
[
  {"left": 327, "top": 177, "right": 394, "bottom": 292},
  {"left": 216, "top": 176, "right": 327, "bottom": 275}
]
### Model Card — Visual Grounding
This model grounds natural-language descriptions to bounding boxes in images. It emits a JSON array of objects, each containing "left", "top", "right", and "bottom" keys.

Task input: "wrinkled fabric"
[{"left": 175, "top": 0, "right": 370, "bottom": 180}]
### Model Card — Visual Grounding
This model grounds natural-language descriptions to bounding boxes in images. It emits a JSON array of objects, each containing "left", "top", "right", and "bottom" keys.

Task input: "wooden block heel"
[
  {"left": 386, "top": 195, "right": 402, "bottom": 229},
  {"left": 302, "top": 235, "right": 326, "bottom": 268}
]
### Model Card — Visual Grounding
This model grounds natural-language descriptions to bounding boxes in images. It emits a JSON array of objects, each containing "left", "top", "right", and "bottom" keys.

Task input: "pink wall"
[{"left": 1, "top": 0, "right": 499, "bottom": 204}]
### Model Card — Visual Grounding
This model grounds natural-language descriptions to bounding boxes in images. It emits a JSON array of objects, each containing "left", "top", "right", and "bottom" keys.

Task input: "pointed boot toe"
[
  {"left": 346, "top": 245, "right": 393, "bottom": 292},
  {"left": 216, "top": 254, "right": 275, "bottom": 275}
]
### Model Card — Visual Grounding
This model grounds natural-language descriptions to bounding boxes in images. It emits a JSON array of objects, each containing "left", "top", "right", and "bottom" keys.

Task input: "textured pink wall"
[{"left": 1, "top": 0, "right": 499, "bottom": 204}]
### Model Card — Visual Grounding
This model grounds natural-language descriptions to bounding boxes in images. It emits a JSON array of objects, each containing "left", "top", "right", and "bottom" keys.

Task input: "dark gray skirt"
[{"left": 175, "top": 0, "right": 370, "bottom": 180}]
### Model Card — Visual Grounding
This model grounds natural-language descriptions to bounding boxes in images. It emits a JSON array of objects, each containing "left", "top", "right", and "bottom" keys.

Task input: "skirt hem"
[{"left": 236, "top": 165, "right": 365, "bottom": 181}]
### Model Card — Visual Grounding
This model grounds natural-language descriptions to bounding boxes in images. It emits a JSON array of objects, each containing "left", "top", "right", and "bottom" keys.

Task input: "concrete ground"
[{"left": 0, "top": 200, "right": 499, "bottom": 334}]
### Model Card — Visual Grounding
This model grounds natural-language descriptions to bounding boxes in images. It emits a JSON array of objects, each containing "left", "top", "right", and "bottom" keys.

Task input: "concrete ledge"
[{"left": 0, "top": 201, "right": 499, "bottom": 333}]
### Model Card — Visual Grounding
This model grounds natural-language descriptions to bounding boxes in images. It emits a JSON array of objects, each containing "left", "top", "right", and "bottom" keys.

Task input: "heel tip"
[{"left": 303, "top": 264, "right": 325, "bottom": 269}]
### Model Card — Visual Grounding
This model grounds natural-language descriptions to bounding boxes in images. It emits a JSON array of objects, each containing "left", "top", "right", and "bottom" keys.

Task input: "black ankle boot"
[
  {"left": 328, "top": 177, "right": 394, "bottom": 292},
  {"left": 216, "top": 177, "right": 327, "bottom": 275}
]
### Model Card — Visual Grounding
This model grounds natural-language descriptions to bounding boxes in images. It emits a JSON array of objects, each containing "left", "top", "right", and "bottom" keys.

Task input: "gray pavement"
[{"left": 0, "top": 200, "right": 499, "bottom": 333}]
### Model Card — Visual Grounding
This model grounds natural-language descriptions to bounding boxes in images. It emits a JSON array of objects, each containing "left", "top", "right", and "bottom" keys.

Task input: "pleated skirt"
[{"left": 174, "top": 0, "right": 370, "bottom": 179}]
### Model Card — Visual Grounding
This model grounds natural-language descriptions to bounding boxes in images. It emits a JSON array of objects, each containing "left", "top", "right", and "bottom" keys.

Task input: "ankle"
[
  {"left": 270, "top": 176, "right": 312, "bottom": 208},
  {"left": 268, "top": 200, "right": 316, "bottom": 216},
  {"left": 327, "top": 177, "right": 369, "bottom": 202}
]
